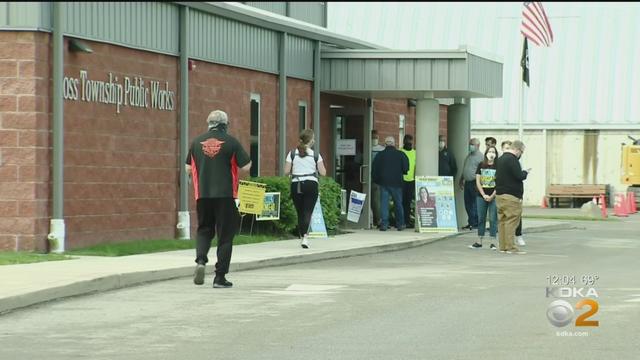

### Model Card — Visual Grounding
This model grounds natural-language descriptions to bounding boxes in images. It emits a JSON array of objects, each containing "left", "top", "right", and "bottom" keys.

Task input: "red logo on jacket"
[{"left": 201, "top": 138, "right": 225, "bottom": 159}]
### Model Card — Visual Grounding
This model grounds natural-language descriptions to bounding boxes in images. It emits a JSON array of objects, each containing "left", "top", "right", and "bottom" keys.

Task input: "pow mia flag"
[{"left": 521, "top": 37, "right": 530, "bottom": 87}]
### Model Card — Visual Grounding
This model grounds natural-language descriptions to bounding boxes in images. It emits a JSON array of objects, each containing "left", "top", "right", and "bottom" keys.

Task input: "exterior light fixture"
[{"left": 68, "top": 38, "right": 93, "bottom": 53}]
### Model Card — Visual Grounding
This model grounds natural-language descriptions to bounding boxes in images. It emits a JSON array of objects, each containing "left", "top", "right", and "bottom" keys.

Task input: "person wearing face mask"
[
  {"left": 438, "top": 135, "right": 458, "bottom": 177},
  {"left": 186, "top": 110, "right": 251, "bottom": 288},
  {"left": 370, "top": 130, "right": 386, "bottom": 228},
  {"left": 285, "top": 129, "right": 327, "bottom": 249},
  {"left": 495, "top": 140, "right": 530, "bottom": 254},
  {"left": 459, "top": 138, "right": 484, "bottom": 230},
  {"left": 469, "top": 146, "right": 499, "bottom": 250},
  {"left": 400, "top": 134, "right": 417, "bottom": 228}
]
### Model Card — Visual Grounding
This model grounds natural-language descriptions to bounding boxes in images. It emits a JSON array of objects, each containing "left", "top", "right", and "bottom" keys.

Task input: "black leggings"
[{"left": 290, "top": 180, "right": 319, "bottom": 238}]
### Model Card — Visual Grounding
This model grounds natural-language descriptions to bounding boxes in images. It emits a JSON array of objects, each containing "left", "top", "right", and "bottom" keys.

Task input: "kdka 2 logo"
[{"left": 546, "top": 287, "right": 600, "bottom": 328}]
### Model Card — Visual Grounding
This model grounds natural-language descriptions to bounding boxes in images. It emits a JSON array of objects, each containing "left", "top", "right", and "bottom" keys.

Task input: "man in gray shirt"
[{"left": 458, "top": 138, "right": 484, "bottom": 230}]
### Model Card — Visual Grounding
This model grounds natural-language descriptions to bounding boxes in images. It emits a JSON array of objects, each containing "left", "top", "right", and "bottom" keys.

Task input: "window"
[
  {"left": 399, "top": 114, "right": 405, "bottom": 147},
  {"left": 298, "top": 101, "right": 307, "bottom": 132},
  {"left": 250, "top": 94, "right": 260, "bottom": 177}
]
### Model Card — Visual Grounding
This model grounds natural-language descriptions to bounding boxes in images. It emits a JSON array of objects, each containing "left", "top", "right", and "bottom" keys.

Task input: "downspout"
[
  {"left": 49, "top": 1, "right": 65, "bottom": 253},
  {"left": 313, "top": 40, "right": 320, "bottom": 148},
  {"left": 278, "top": 32, "right": 287, "bottom": 175},
  {"left": 176, "top": 6, "right": 191, "bottom": 239}
]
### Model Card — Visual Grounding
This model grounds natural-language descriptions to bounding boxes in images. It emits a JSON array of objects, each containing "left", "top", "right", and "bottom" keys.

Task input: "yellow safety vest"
[{"left": 400, "top": 148, "right": 416, "bottom": 182}]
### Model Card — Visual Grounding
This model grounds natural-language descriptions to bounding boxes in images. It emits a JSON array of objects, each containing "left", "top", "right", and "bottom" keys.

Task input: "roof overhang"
[{"left": 320, "top": 48, "right": 503, "bottom": 99}]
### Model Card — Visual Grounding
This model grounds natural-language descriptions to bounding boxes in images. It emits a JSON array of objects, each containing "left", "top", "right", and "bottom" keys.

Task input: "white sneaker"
[
  {"left": 516, "top": 236, "right": 526, "bottom": 247},
  {"left": 301, "top": 236, "right": 309, "bottom": 249},
  {"left": 506, "top": 249, "right": 527, "bottom": 255}
]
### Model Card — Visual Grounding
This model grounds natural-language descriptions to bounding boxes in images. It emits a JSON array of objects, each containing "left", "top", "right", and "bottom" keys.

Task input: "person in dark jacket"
[
  {"left": 372, "top": 136, "right": 409, "bottom": 231},
  {"left": 495, "top": 140, "right": 530, "bottom": 254},
  {"left": 438, "top": 135, "right": 458, "bottom": 177},
  {"left": 186, "top": 110, "right": 251, "bottom": 288}
]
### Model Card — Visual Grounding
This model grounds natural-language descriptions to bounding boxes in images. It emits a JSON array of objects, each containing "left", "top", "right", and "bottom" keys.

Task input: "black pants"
[
  {"left": 402, "top": 181, "right": 415, "bottom": 226},
  {"left": 195, "top": 198, "right": 240, "bottom": 276},
  {"left": 290, "top": 180, "right": 319, "bottom": 238},
  {"left": 516, "top": 218, "right": 522, "bottom": 236}
]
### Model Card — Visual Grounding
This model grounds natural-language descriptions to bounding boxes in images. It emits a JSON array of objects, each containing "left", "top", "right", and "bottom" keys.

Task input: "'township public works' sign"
[{"left": 62, "top": 70, "right": 176, "bottom": 114}]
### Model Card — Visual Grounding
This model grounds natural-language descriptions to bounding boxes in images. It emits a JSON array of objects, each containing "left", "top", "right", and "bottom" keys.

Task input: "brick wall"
[
  {"left": 0, "top": 31, "right": 50, "bottom": 251},
  {"left": 62, "top": 39, "right": 180, "bottom": 249},
  {"left": 286, "top": 77, "right": 312, "bottom": 155}
]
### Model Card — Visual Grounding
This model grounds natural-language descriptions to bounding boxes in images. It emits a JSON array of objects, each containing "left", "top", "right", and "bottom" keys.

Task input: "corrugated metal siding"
[
  {"left": 289, "top": 2, "right": 325, "bottom": 27},
  {"left": 468, "top": 54, "right": 501, "bottom": 98},
  {"left": 244, "top": 2, "right": 287, "bottom": 16},
  {"left": 0, "top": 2, "right": 50, "bottom": 29},
  {"left": 62, "top": 2, "right": 179, "bottom": 55},
  {"left": 189, "top": 10, "right": 279, "bottom": 74},
  {"left": 321, "top": 57, "right": 472, "bottom": 92},
  {"left": 286, "top": 35, "right": 314, "bottom": 79}
]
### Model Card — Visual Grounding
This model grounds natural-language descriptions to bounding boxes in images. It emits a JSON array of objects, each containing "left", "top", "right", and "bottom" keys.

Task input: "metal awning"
[{"left": 320, "top": 48, "right": 503, "bottom": 99}]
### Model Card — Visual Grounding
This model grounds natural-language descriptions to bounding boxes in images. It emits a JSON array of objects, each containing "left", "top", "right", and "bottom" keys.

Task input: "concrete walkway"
[{"left": 0, "top": 220, "right": 567, "bottom": 314}]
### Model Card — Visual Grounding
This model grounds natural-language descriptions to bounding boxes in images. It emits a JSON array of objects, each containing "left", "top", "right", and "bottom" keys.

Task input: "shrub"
[{"left": 249, "top": 176, "right": 343, "bottom": 235}]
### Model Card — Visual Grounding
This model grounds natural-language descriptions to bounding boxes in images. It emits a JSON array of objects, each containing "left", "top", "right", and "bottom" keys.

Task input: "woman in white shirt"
[{"left": 284, "top": 129, "right": 327, "bottom": 248}]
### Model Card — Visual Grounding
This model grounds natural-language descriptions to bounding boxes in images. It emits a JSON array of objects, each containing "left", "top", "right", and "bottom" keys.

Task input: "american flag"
[{"left": 521, "top": 2, "right": 553, "bottom": 47}]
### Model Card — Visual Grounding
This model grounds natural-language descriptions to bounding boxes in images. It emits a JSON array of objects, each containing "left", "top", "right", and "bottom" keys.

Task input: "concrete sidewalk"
[{"left": 0, "top": 220, "right": 567, "bottom": 314}]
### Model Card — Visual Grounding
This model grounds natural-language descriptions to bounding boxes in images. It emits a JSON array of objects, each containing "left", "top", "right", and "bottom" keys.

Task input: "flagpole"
[
  {"left": 519, "top": 77, "right": 524, "bottom": 140},
  {"left": 519, "top": 35, "right": 526, "bottom": 140}
]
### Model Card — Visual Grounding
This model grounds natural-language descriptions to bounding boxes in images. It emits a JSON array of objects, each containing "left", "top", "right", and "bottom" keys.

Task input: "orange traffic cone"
[
  {"left": 599, "top": 194, "right": 608, "bottom": 218},
  {"left": 628, "top": 192, "right": 638, "bottom": 214},
  {"left": 614, "top": 193, "right": 628, "bottom": 217},
  {"left": 541, "top": 196, "right": 548, "bottom": 209}
]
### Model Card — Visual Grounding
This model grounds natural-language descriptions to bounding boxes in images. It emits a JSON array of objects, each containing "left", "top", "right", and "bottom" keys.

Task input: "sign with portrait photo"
[{"left": 415, "top": 176, "right": 458, "bottom": 233}]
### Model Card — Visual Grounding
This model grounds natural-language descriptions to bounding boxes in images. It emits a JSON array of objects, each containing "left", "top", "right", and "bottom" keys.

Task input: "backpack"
[{"left": 290, "top": 148, "right": 319, "bottom": 178}]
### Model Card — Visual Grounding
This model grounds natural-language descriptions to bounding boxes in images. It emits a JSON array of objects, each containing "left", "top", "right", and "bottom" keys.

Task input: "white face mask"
[
  {"left": 372, "top": 138, "right": 379, "bottom": 146},
  {"left": 487, "top": 153, "right": 496, "bottom": 161},
  {"left": 438, "top": 141, "right": 445, "bottom": 150}
]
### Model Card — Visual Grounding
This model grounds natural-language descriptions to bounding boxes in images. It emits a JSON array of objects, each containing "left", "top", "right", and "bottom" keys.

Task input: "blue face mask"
[{"left": 469, "top": 145, "right": 476, "bottom": 153}]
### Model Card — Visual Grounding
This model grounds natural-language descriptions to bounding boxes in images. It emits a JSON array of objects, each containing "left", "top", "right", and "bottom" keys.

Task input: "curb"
[
  {"left": 0, "top": 233, "right": 458, "bottom": 315},
  {"left": 0, "top": 222, "right": 565, "bottom": 314},
  {"left": 522, "top": 223, "right": 580, "bottom": 234}
]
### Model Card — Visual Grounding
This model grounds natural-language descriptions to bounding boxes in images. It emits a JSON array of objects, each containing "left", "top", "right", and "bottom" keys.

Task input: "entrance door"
[{"left": 331, "top": 104, "right": 372, "bottom": 229}]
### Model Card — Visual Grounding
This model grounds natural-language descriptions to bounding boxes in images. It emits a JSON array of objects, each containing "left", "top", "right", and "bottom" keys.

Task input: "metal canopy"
[{"left": 320, "top": 49, "right": 503, "bottom": 99}]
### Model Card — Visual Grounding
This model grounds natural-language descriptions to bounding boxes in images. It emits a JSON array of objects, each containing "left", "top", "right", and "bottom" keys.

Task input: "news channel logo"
[
  {"left": 547, "top": 299, "right": 575, "bottom": 327},
  {"left": 545, "top": 278, "right": 600, "bottom": 328}
]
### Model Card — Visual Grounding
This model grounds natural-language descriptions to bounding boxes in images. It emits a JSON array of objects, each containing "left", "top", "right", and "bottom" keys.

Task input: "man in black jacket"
[
  {"left": 495, "top": 140, "right": 530, "bottom": 254},
  {"left": 372, "top": 136, "right": 409, "bottom": 231},
  {"left": 438, "top": 135, "right": 458, "bottom": 177}
]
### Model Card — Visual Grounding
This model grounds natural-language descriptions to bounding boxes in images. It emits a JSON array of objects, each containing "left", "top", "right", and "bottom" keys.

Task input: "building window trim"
[
  {"left": 298, "top": 100, "right": 308, "bottom": 131},
  {"left": 399, "top": 114, "right": 406, "bottom": 147},
  {"left": 250, "top": 93, "right": 261, "bottom": 177}
]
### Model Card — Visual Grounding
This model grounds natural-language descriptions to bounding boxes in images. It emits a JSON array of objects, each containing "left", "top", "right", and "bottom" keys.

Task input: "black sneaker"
[
  {"left": 379, "top": 227, "right": 387, "bottom": 231},
  {"left": 213, "top": 276, "right": 233, "bottom": 288},
  {"left": 397, "top": 225, "right": 406, "bottom": 231},
  {"left": 468, "top": 242, "right": 482, "bottom": 249},
  {"left": 193, "top": 264, "right": 205, "bottom": 285},
  {"left": 489, "top": 244, "right": 497, "bottom": 250}
]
